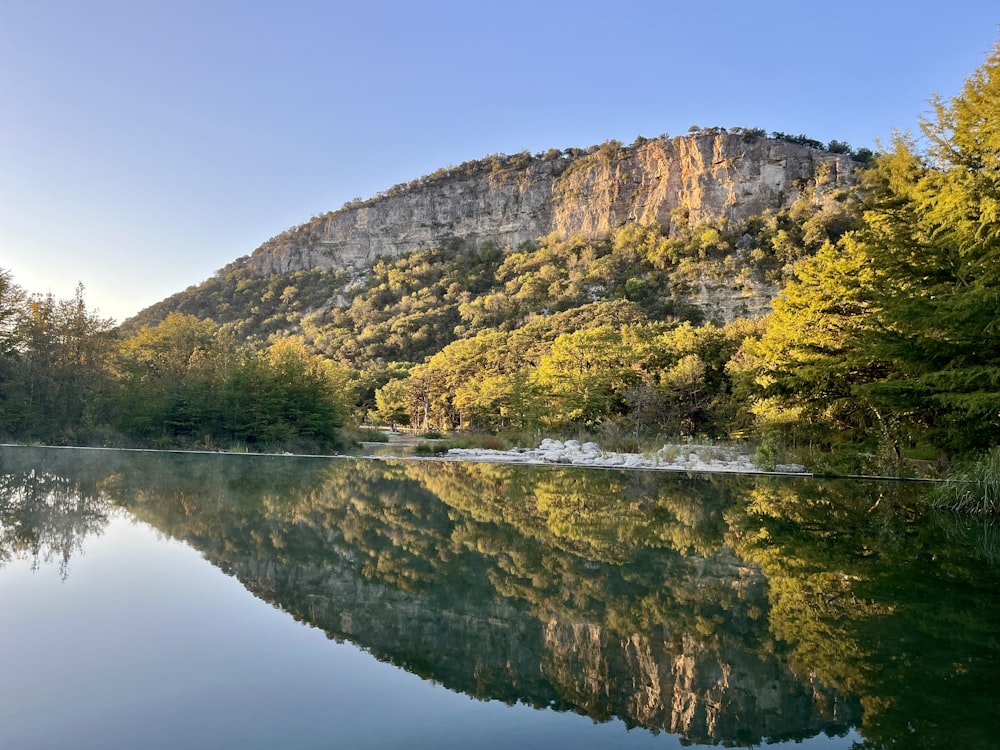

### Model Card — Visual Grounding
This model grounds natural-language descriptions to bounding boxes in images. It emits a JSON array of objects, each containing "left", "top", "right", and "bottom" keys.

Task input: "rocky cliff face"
[{"left": 242, "top": 132, "right": 857, "bottom": 281}]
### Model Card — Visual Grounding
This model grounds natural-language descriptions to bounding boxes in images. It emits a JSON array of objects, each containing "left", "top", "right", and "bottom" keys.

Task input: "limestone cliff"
[{"left": 241, "top": 132, "right": 857, "bottom": 281}]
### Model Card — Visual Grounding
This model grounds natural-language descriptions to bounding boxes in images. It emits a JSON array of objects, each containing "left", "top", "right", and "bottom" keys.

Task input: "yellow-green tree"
[
  {"left": 852, "top": 44, "right": 1000, "bottom": 453},
  {"left": 740, "top": 40, "right": 1000, "bottom": 458},
  {"left": 535, "top": 326, "right": 640, "bottom": 427},
  {"left": 733, "top": 237, "right": 884, "bottom": 448},
  {"left": 371, "top": 377, "right": 410, "bottom": 428},
  {"left": 115, "top": 312, "right": 227, "bottom": 439}
]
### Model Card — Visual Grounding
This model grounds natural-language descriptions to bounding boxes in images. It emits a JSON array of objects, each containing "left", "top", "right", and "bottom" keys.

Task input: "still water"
[{"left": 1, "top": 446, "right": 997, "bottom": 749}]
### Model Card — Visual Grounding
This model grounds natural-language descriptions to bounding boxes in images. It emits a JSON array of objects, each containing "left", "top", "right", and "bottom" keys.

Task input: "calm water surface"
[{"left": 1, "top": 446, "right": 997, "bottom": 749}]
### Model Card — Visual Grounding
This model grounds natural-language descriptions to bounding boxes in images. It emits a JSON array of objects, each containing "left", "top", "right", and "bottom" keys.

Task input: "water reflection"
[
  {"left": 0, "top": 447, "right": 114, "bottom": 577},
  {"left": 1, "top": 446, "right": 998, "bottom": 748}
]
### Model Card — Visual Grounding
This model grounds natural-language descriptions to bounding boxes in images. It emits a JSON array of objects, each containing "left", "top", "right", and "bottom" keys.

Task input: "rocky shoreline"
[{"left": 431, "top": 438, "right": 809, "bottom": 475}]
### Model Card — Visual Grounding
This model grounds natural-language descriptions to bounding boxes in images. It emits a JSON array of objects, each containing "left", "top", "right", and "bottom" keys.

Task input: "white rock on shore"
[{"left": 443, "top": 438, "right": 804, "bottom": 474}]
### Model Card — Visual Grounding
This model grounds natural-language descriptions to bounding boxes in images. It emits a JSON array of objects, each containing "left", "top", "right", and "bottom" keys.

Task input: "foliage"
[
  {"left": 107, "top": 136, "right": 864, "bottom": 447},
  {"left": 0, "top": 284, "right": 118, "bottom": 443},
  {"left": 389, "top": 308, "right": 760, "bottom": 437},
  {"left": 116, "top": 315, "right": 351, "bottom": 450},
  {"left": 848, "top": 46, "right": 1000, "bottom": 454},
  {"left": 732, "top": 237, "right": 885, "bottom": 452},
  {"left": 731, "top": 478, "right": 1000, "bottom": 747},
  {"left": 0, "top": 284, "right": 354, "bottom": 452},
  {"left": 371, "top": 377, "right": 411, "bottom": 427},
  {"left": 736, "top": 41, "right": 1000, "bottom": 462},
  {"left": 0, "top": 269, "right": 26, "bottom": 356},
  {"left": 12, "top": 47, "right": 1000, "bottom": 467}
]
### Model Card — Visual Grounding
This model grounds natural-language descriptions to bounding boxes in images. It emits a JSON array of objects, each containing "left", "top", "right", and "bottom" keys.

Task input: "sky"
[{"left": 2, "top": 1, "right": 998, "bottom": 324}]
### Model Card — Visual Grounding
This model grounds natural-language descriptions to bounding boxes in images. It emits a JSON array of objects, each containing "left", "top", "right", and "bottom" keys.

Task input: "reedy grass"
[
  {"left": 935, "top": 514, "right": 1000, "bottom": 563},
  {"left": 933, "top": 447, "right": 1000, "bottom": 516},
  {"left": 350, "top": 426, "right": 390, "bottom": 443}
]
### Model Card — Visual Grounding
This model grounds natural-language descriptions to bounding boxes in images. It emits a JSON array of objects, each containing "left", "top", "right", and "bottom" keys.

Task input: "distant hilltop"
[
  {"left": 126, "top": 129, "right": 864, "bottom": 341},
  {"left": 232, "top": 130, "right": 862, "bottom": 280}
]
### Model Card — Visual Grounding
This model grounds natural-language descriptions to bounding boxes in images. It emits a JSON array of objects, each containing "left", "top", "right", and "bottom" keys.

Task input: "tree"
[
  {"left": 662, "top": 354, "right": 708, "bottom": 434},
  {"left": 0, "top": 269, "right": 25, "bottom": 356},
  {"left": 372, "top": 378, "right": 410, "bottom": 428},
  {"left": 734, "top": 238, "right": 884, "bottom": 446},
  {"left": 2, "top": 285, "right": 117, "bottom": 441},
  {"left": 115, "top": 313, "right": 224, "bottom": 440},
  {"left": 851, "top": 42, "right": 1000, "bottom": 454},
  {"left": 740, "top": 40, "right": 1000, "bottom": 458},
  {"left": 263, "top": 337, "right": 350, "bottom": 444},
  {"left": 535, "top": 326, "right": 640, "bottom": 427}
]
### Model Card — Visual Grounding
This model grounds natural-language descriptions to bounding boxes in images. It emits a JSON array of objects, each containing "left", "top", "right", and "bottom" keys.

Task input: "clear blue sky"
[{"left": 2, "top": 1, "right": 997, "bottom": 323}]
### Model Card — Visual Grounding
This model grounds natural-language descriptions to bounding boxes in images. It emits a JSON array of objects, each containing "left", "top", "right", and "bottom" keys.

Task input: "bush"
[
  {"left": 413, "top": 442, "right": 446, "bottom": 456},
  {"left": 754, "top": 431, "right": 784, "bottom": 471},
  {"left": 413, "top": 433, "right": 510, "bottom": 455}
]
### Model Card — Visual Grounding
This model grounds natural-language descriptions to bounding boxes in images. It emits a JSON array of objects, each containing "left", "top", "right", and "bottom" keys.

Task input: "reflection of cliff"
[
  {"left": 226, "top": 550, "right": 569, "bottom": 710},
  {"left": 221, "top": 536, "right": 854, "bottom": 744},
  {"left": 11, "top": 447, "right": 999, "bottom": 746},
  {"left": 540, "top": 622, "right": 851, "bottom": 742},
  {"left": 113, "top": 454, "right": 856, "bottom": 744},
  {"left": 3, "top": 447, "right": 866, "bottom": 745}
]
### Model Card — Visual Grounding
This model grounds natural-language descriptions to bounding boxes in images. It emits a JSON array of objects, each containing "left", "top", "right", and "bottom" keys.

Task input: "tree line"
[{"left": 0, "top": 281, "right": 351, "bottom": 451}]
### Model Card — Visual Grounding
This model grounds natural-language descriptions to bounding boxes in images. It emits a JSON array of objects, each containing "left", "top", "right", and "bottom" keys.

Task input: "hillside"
[{"left": 124, "top": 130, "right": 864, "bottom": 371}]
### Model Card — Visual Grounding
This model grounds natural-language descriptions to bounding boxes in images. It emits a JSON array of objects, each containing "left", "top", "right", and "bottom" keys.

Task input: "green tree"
[
  {"left": 853, "top": 42, "right": 1000, "bottom": 454},
  {"left": 535, "top": 326, "right": 640, "bottom": 427},
  {"left": 738, "top": 40, "right": 1000, "bottom": 460},
  {"left": 733, "top": 238, "right": 883, "bottom": 448},
  {"left": 372, "top": 378, "right": 411, "bottom": 428},
  {"left": 2, "top": 285, "right": 117, "bottom": 441},
  {"left": 115, "top": 313, "right": 224, "bottom": 440},
  {"left": 262, "top": 337, "right": 351, "bottom": 445}
]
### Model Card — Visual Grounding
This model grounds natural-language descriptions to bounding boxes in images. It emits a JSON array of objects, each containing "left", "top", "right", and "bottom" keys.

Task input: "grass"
[
  {"left": 350, "top": 427, "right": 390, "bottom": 443},
  {"left": 933, "top": 448, "right": 1000, "bottom": 516},
  {"left": 413, "top": 433, "right": 509, "bottom": 456}
]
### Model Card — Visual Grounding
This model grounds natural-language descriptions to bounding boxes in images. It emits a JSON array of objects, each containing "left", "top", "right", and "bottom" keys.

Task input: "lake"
[{"left": 1, "top": 445, "right": 998, "bottom": 749}]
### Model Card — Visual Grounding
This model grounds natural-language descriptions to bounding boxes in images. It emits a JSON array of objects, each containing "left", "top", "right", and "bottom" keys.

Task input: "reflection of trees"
[
  {"left": 0, "top": 447, "right": 115, "bottom": 577},
  {"left": 730, "top": 479, "right": 1000, "bottom": 749},
  {"left": 10, "top": 448, "right": 997, "bottom": 747},
  {"left": 401, "top": 461, "right": 856, "bottom": 741},
  {"left": 0, "top": 451, "right": 854, "bottom": 741},
  {"left": 98, "top": 451, "right": 852, "bottom": 742},
  {"left": 401, "top": 461, "right": 735, "bottom": 559},
  {"left": 401, "top": 462, "right": 750, "bottom": 630}
]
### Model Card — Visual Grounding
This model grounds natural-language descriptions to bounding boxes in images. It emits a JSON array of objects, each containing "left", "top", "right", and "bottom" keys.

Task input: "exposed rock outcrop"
[{"left": 242, "top": 132, "right": 857, "bottom": 281}]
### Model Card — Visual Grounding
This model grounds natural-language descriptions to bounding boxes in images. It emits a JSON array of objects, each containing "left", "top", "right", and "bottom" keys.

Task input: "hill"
[{"left": 124, "top": 130, "right": 863, "bottom": 361}]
